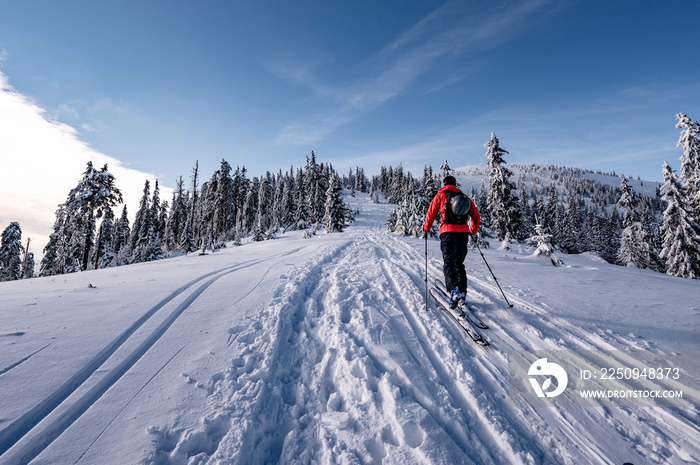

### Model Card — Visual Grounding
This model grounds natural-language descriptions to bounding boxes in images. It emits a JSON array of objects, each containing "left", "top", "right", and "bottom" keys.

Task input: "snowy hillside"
[
  {"left": 451, "top": 164, "right": 661, "bottom": 199},
  {"left": 1, "top": 192, "right": 699, "bottom": 465}
]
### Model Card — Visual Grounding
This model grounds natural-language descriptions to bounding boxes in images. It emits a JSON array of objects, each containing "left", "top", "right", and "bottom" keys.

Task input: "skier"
[{"left": 423, "top": 175, "right": 481, "bottom": 309}]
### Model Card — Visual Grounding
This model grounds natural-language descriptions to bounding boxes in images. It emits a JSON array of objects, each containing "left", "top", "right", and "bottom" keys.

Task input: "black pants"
[{"left": 440, "top": 232, "right": 469, "bottom": 293}]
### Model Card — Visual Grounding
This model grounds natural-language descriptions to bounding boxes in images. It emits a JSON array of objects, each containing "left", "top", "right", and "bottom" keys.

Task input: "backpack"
[{"left": 443, "top": 191, "right": 472, "bottom": 225}]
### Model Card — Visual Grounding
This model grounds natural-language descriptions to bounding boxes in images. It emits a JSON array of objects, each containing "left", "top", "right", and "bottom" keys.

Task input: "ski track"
[
  {"left": 0, "top": 246, "right": 319, "bottom": 465},
  {"left": 0, "top": 344, "right": 50, "bottom": 377}
]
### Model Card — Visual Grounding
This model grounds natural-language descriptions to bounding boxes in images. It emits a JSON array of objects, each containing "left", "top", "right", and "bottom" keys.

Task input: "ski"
[
  {"left": 433, "top": 279, "right": 488, "bottom": 329},
  {"left": 430, "top": 285, "right": 489, "bottom": 346}
]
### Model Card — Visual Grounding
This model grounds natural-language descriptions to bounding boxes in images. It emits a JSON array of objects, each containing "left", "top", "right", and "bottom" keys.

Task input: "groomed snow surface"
[{"left": 1, "top": 193, "right": 698, "bottom": 465}]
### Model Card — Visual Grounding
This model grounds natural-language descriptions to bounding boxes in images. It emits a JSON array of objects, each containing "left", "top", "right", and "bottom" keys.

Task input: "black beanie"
[{"left": 443, "top": 175, "right": 456, "bottom": 186}]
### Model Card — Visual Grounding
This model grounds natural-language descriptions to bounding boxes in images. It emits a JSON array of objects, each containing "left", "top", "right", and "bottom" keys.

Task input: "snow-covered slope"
[{"left": 1, "top": 193, "right": 698, "bottom": 465}]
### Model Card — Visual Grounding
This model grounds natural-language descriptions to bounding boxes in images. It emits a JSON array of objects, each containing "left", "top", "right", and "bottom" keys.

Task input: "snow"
[{"left": 1, "top": 192, "right": 699, "bottom": 464}]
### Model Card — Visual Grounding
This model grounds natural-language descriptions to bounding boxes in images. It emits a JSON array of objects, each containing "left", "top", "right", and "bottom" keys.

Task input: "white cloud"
[{"left": 0, "top": 71, "right": 170, "bottom": 261}]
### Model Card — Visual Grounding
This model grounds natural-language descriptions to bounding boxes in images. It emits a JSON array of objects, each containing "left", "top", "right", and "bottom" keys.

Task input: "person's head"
[{"left": 443, "top": 175, "right": 456, "bottom": 186}]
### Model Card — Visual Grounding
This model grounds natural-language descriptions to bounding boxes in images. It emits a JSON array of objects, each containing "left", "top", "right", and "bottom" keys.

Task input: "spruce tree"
[
  {"left": 486, "top": 133, "right": 521, "bottom": 241},
  {"left": 95, "top": 206, "right": 116, "bottom": 268},
  {"left": 130, "top": 180, "right": 152, "bottom": 263},
  {"left": 165, "top": 177, "right": 187, "bottom": 252},
  {"left": 659, "top": 161, "right": 700, "bottom": 278},
  {"left": 113, "top": 205, "right": 131, "bottom": 264},
  {"left": 676, "top": 113, "right": 700, "bottom": 216},
  {"left": 0, "top": 222, "right": 24, "bottom": 281},
  {"left": 280, "top": 170, "right": 297, "bottom": 231},
  {"left": 294, "top": 168, "right": 310, "bottom": 230},
  {"left": 616, "top": 176, "right": 652, "bottom": 268},
  {"left": 181, "top": 161, "right": 200, "bottom": 254},
  {"left": 41, "top": 162, "right": 122, "bottom": 273},
  {"left": 324, "top": 174, "right": 348, "bottom": 233},
  {"left": 22, "top": 251, "right": 35, "bottom": 279},
  {"left": 70, "top": 163, "right": 123, "bottom": 270},
  {"left": 41, "top": 208, "right": 66, "bottom": 276},
  {"left": 527, "top": 218, "right": 564, "bottom": 266}
]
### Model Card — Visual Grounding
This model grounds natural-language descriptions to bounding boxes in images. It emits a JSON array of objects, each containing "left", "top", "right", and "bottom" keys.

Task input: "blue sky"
[{"left": 1, "top": 0, "right": 699, "bottom": 249}]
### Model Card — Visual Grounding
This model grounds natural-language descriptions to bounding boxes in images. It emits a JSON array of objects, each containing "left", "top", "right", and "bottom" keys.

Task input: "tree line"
[
  {"left": 33, "top": 152, "right": 354, "bottom": 277},
  {"left": 385, "top": 113, "right": 700, "bottom": 279}
]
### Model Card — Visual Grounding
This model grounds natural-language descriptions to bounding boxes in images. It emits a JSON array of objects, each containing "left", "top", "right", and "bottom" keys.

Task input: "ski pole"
[
  {"left": 424, "top": 233, "right": 429, "bottom": 312},
  {"left": 476, "top": 242, "right": 513, "bottom": 308}
]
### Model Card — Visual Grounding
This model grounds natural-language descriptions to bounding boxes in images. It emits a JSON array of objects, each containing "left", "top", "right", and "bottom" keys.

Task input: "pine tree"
[
  {"left": 165, "top": 177, "right": 187, "bottom": 252},
  {"left": 324, "top": 174, "right": 348, "bottom": 233},
  {"left": 616, "top": 176, "right": 652, "bottom": 268},
  {"left": 280, "top": 170, "right": 297, "bottom": 231},
  {"left": 527, "top": 217, "right": 564, "bottom": 266},
  {"left": 130, "top": 180, "right": 152, "bottom": 263},
  {"left": 676, "top": 113, "right": 700, "bottom": 216},
  {"left": 0, "top": 222, "right": 24, "bottom": 281},
  {"left": 560, "top": 195, "right": 583, "bottom": 254},
  {"left": 40, "top": 208, "right": 66, "bottom": 276},
  {"left": 544, "top": 184, "right": 559, "bottom": 239},
  {"left": 519, "top": 182, "right": 534, "bottom": 238},
  {"left": 618, "top": 175, "right": 639, "bottom": 228},
  {"left": 68, "top": 163, "right": 123, "bottom": 271},
  {"left": 95, "top": 206, "right": 116, "bottom": 268},
  {"left": 22, "top": 251, "right": 35, "bottom": 279},
  {"left": 294, "top": 168, "right": 310, "bottom": 230},
  {"left": 486, "top": 133, "right": 521, "bottom": 241},
  {"left": 659, "top": 161, "right": 700, "bottom": 278},
  {"left": 214, "top": 159, "right": 236, "bottom": 241},
  {"left": 181, "top": 161, "right": 200, "bottom": 254},
  {"left": 113, "top": 205, "right": 131, "bottom": 264},
  {"left": 40, "top": 163, "right": 122, "bottom": 274}
]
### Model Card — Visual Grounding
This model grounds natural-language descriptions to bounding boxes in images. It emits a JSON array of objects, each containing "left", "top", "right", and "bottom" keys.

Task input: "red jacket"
[{"left": 423, "top": 185, "right": 481, "bottom": 234}]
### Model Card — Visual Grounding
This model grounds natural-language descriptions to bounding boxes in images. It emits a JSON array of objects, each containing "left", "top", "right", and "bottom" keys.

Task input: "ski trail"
[
  {"left": 424, "top": 242, "right": 700, "bottom": 464},
  {"left": 72, "top": 344, "right": 189, "bottom": 465},
  {"left": 375, "top": 235, "right": 572, "bottom": 465},
  {"left": 378, "top": 234, "right": 700, "bottom": 465},
  {"left": 0, "top": 262, "right": 238, "bottom": 458},
  {"left": 0, "top": 344, "right": 50, "bottom": 377},
  {"left": 3, "top": 270, "right": 236, "bottom": 464},
  {"left": 0, "top": 247, "right": 312, "bottom": 463}
]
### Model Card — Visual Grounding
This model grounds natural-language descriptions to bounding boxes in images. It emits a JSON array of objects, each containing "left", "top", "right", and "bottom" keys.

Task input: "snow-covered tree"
[
  {"left": 294, "top": 168, "right": 311, "bottom": 230},
  {"left": 40, "top": 163, "right": 122, "bottom": 274},
  {"left": 130, "top": 180, "right": 153, "bottom": 263},
  {"left": 527, "top": 217, "right": 564, "bottom": 266},
  {"left": 526, "top": 221, "right": 564, "bottom": 266},
  {"left": 676, "top": 113, "right": 700, "bottom": 216},
  {"left": 440, "top": 160, "right": 452, "bottom": 176},
  {"left": 324, "top": 174, "right": 348, "bottom": 233},
  {"left": 279, "top": 170, "right": 297, "bottom": 231},
  {"left": 95, "top": 206, "right": 116, "bottom": 268},
  {"left": 617, "top": 175, "right": 639, "bottom": 228},
  {"left": 22, "top": 251, "right": 34, "bottom": 279},
  {"left": 165, "top": 177, "right": 187, "bottom": 253},
  {"left": 0, "top": 222, "right": 24, "bottom": 281},
  {"left": 180, "top": 161, "right": 200, "bottom": 254},
  {"left": 486, "top": 133, "right": 522, "bottom": 241},
  {"left": 113, "top": 205, "right": 131, "bottom": 264},
  {"left": 659, "top": 161, "right": 700, "bottom": 278},
  {"left": 616, "top": 175, "right": 653, "bottom": 268},
  {"left": 559, "top": 195, "right": 584, "bottom": 254}
]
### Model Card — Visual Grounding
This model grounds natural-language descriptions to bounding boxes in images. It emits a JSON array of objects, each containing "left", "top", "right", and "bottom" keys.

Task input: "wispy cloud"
[
  {"left": 273, "top": 0, "right": 563, "bottom": 145},
  {"left": 351, "top": 79, "right": 694, "bottom": 181}
]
